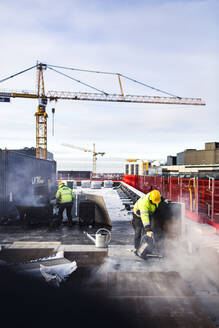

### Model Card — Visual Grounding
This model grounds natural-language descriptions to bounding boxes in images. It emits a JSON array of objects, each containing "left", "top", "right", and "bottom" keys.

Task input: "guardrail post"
[
  {"left": 179, "top": 177, "right": 182, "bottom": 203},
  {"left": 177, "top": 177, "right": 180, "bottom": 202},
  {"left": 195, "top": 177, "right": 199, "bottom": 215},
  {"left": 208, "top": 177, "right": 215, "bottom": 222},
  {"left": 212, "top": 178, "right": 215, "bottom": 222},
  {"left": 169, "top": 177, "right": 172, "bottom": 200},
  {"left": 162, "top": 176, "right": 165, "bottom": 196}
]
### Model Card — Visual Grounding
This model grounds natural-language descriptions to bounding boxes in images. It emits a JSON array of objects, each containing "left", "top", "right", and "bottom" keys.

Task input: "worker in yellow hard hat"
[
  {"left": 56, "top": 181, "right": 74, "bottom": 227},
  {"left": 132, "top": 190, "right": 161, "bottom": 250}
]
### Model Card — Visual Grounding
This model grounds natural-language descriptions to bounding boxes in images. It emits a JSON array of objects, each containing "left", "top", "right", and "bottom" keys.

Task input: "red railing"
[{"left": 123, "top": 175, "right": 219, "bottom": 234}]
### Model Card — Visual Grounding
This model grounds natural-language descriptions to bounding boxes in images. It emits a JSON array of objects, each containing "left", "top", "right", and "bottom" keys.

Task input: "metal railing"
[{"left": 123, "top": 174, "right": 219, "bottom": 233}]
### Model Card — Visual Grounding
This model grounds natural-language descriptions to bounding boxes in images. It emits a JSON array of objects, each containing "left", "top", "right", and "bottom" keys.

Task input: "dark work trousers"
[
  {"left": 58, "top": 202, "right": 73, "bottom": 225},
  {"left": 132, "top": 213, "right": 165, "bottom": 251},
  {"left": 132, "top": 214, "right": 144, "bottom": 249}
]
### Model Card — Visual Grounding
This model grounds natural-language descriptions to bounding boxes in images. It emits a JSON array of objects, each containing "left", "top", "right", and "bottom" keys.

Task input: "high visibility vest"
[
  {"left": 133, "top": 192, "right": 158, "bottom": 227},
  {"left": 56, "top": 186, "right": 74, "bottom": 204}
]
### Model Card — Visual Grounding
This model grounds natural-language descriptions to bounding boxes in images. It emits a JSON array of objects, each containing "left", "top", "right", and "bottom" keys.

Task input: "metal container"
[
  {"left": 0, "top": 150, "right": 56, "bottom": 219},
  {"left": 84, "top": 228, "right": 111, "bottom": 248}
]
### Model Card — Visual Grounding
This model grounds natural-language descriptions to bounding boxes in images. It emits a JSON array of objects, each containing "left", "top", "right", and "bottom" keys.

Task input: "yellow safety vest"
[
  {"left": 56, "top": 186, "right": 74, "bottom": 204},
  {"left": 133, "top": 192, "right": 158, "bottom": 226}
]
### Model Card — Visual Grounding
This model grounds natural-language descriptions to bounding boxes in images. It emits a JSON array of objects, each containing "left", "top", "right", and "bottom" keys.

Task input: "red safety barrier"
[{"left": 123, "top": 175, "right": 219, "bottom": 234}]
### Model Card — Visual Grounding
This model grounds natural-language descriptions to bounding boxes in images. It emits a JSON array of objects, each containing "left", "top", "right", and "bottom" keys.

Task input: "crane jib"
[{"left": 0, "top": 91, "right": 206, "bottom": 106}]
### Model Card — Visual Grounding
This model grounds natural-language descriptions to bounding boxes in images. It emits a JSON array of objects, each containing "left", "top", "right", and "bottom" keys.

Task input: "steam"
[
  {"left": 88, "top": 218, "right": 219, "bottom": 325},
  {"left": 87, "top": 189, "right": 219, "bottom": 305},
  {"left": 3, "top": 153, "right": 56, "bottom": 220},
  {"left": 8, "top": 169, "right": 47, "bottom": 208}
]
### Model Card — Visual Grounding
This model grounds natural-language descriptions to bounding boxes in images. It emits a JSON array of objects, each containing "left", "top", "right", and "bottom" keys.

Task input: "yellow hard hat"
[
  {"left": 150, "top": 190, "right": 161, "bottom": 204},
  {"left": 58, "top": 181, "right": 65, "bottom": 187}
]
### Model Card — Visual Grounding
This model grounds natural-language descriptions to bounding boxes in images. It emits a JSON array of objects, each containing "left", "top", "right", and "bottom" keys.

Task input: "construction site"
[{"left": 0, "top": 59, "right": 219, "bottom": 328}]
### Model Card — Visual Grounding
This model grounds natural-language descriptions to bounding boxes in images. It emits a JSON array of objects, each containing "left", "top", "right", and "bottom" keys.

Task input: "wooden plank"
[
  {"left": 12, "top": 241, "right": 61, "bottom": 247},
  {"left": 0, "top": 248, "right": 56, "bottom": 263}
]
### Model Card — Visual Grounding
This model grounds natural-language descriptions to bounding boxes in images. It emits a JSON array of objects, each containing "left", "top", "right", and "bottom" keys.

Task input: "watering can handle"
[{"left": 96, "top": 228, "right": 111, "bottom": 245}]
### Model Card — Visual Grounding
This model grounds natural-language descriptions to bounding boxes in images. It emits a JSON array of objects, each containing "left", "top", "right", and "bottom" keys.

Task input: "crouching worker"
[
  {"left": 132, "top": 190, "right": 162, "bottom": 251},
  {"left": 56, "top": 181, "right": 74, "bottom": 227}
]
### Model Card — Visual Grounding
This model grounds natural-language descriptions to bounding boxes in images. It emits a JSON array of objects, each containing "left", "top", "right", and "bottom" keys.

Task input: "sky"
[{"left": 0, "top": 0, "right": 218, "bottom": 173}]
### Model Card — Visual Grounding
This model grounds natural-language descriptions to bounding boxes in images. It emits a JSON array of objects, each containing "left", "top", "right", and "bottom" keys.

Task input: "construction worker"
[
  {"left": 132, "top": 190, "right": 161, "bottom": 250},
  {"left": 56, "top": 181, "right": 74, "bottom": 226}
]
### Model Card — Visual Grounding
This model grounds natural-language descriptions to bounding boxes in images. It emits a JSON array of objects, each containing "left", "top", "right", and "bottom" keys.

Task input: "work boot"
[
  {"left": 134, "top": 250, "right": 141, "bottom": 258},
  {"left": 68, "top": 220, "right": 73, "bottom": 227}
]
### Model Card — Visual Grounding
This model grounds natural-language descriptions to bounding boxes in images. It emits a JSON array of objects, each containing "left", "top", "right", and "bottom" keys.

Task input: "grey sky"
[{"left": 0, "top": 0, "right": 218, "bottom": 172}]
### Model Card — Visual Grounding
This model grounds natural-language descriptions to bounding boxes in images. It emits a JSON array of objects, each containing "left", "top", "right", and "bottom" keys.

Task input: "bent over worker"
[
  {"left": 132, "top": 190, "right": 161, "bottom": 250},
  {"left": 56, "top": 181, "right": 74, "bottom": 226}
]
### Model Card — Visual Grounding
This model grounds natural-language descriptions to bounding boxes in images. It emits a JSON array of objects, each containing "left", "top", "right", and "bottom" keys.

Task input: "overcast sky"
[{"left": 0, "top": 0, "right": 218, "bottom": 172}]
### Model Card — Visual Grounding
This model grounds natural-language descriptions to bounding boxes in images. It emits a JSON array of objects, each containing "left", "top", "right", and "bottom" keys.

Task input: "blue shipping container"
[{"left": 0, "top": 150, "right": 56, "bottom": 218}]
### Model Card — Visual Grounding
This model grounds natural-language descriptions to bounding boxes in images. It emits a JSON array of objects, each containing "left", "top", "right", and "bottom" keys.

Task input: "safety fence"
[{"left": 123, "top": 175, "right": 219, "bottom": 233}]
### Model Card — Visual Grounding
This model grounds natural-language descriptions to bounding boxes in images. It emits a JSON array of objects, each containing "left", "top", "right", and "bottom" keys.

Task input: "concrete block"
[{"left": 63, "top": 245, "right": 108, "bottom": 266}]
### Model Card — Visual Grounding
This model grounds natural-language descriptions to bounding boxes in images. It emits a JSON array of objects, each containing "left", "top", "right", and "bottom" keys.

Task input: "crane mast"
[
  {"left": 92, "top": 143, "right": 105, "bottom": 176},
  {"left": 93, "top": 143, "right": 97, "bottom": 176},
  {"left": 35, "top": 63, "right": 48, "bottom": 159}
]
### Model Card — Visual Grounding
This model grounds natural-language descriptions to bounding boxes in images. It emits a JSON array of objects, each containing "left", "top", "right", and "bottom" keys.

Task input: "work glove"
[
  {"left": 144, "top": 225, "right": 154, "bottom": 239},
  {"left": 146, "top": 231, "right": 154, "bottom": 239}
]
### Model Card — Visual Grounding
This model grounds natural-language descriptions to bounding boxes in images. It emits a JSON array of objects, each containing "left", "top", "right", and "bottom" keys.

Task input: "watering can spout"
[{"left": 84, "top": 231, "right": 96, "bottom": 245}]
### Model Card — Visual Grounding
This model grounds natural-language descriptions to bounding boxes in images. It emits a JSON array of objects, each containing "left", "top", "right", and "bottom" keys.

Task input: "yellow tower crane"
[
  {"left": 62, "top": 143, "right": 105, "bottom": 176},
  {"left": 0, "top": 62, "right": 206, "bottom": 160},
  {"left": 35, "top": 63, "right": 48, "bottom": 159}
]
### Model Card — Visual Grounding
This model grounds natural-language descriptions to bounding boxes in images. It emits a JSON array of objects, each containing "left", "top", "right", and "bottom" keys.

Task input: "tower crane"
[
  {"left": 0, "top": 62, "right": 206, "bottom": 160},
  {"left": 62, "top": 143, "right": 105, "bottom": 176}
]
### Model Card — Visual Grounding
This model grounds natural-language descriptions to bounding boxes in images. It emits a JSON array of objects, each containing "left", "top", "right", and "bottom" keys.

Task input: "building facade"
[
  {"left": 184, "top": 142, "right": 219, "bottom": 165},
  {"left": 124, "top": 159, "right": 150, "bottom": 176}
]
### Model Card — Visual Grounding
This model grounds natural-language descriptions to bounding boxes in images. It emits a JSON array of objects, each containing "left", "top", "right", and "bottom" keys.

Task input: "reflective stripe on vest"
[{"left": 56, "top": 187, "right": 73, "bottom": 203}]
